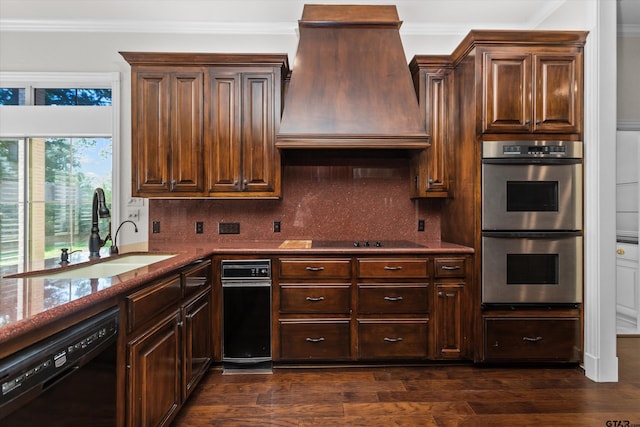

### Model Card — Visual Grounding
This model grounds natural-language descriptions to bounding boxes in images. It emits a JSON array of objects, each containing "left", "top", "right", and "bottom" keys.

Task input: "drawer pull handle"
[
  {"left": 306, "top": 296, "right": 325, "bottom": 302},
  {"left": 383, "top": 266, "right": 403, "bottom": 271},
  {"left": 306, "top": 266, "right": 325, "bottom": 272},
  {"left": 384, "top": 296, "right": 404, "bottom": 302},
  {"left": 306, "top": 337, "right": 325, "bottom": 343},
  {"left": 384, "top": 337, "right": 404, "bottom": 343},
  {"left": 617, "top": 248, "right": 625, "bottom": 255},
  {"left": 522, "top": 336, "right": 543, "bottom": 343},
  {"left": 438, "top": 292, "right": 456, "bottom": 297},
  {"left": 441, "top": 265, "right": 461, "bottom": 270}
]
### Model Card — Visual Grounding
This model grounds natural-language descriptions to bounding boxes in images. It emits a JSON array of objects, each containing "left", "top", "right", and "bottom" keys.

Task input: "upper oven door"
[{"left": 482, "top": 161, "right": 583, "bottom": 231}]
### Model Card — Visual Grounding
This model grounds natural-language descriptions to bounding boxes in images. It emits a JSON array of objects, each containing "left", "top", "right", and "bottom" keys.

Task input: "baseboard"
[{"left": 583, "top": 351, "right": 619, "bottom": 382}]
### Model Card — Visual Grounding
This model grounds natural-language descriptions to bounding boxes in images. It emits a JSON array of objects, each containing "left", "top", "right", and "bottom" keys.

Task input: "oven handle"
[
  {"left": 482, "top": 158, "right": 582, "bottom": 165},
  {"left": 482, "top": 231, "right": 582, "bottom": 238}
]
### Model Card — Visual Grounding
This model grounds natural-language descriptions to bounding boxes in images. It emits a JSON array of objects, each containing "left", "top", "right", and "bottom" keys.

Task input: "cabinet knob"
[
  {"left": 617, "top": 248, "right": 625, "bottom": 255},
  {"left": 525, "top": 119, "right": 531, "bottom": 125},
  {"left": 536, "top": 120, "right": 541, "bottom": 125}
]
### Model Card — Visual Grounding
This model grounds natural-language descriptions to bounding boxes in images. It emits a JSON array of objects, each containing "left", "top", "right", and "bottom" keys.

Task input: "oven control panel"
[
  {"left": 483, "top": 140, "right": 583, "bottom": 159},
  {"left": 502, "top": 145, "right": 567, "bottom": 155}
]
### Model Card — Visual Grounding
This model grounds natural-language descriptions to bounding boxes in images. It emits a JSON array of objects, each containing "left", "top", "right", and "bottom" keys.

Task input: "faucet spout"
[
  {"left": 89, "top": 187, "right": 111, "bottom": 258},
  {"left": 110, "top": 220, "right": 139, "bottom": 254}
]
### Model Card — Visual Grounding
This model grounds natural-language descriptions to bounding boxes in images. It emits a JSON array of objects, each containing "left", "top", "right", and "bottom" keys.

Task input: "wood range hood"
[{"left": 275, "top": 5, "right": 430, "bottom": 150}]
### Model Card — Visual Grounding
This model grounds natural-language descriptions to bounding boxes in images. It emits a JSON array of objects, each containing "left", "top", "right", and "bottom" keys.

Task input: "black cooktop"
[{"left": 311, "top": 240, "right": 426, "bottom": 249}]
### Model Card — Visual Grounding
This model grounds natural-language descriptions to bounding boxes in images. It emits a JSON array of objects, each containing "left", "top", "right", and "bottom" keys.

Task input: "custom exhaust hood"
[{"left": 275, "top": 5, "right": 430, "bottom": 150}]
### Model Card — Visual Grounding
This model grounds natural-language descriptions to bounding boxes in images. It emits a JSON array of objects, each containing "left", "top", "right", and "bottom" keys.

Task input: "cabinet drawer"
[
  {"left": 280, "top": 284, "right": 351, "bottom": 314},
  {"left": 279, "top": 258, "right": 351, "bottom": 279},
  {"left": 357, "top": 258, "right": 428, "bottom": 279},
  {"left": 357, "top": 284, "right": 428, "bottom": 314},
  {"left": 358, "top": 320, "right": 428, "bottom": 359},
  {"left": 434, "top": 258, "right": 466, "bottom": 278},
  {"left": 182, "top": 259, "right": 211, "bottom": 298},
  {"left": 279, "top": 321, "right": 350, "bottom": 360},
  {"left": 127, "top": 274, "right": 182, "bottom": 333},
  {"left": 484, "top": 317, "right": 580, "bottom": 362}
]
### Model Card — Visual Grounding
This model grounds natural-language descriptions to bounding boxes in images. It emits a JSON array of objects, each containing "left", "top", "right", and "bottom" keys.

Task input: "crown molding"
[{"left": 0, "top": 19, "right": 297, "bottom": 35}]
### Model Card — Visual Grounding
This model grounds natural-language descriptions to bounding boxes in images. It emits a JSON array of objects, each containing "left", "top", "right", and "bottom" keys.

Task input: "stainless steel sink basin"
[{"left": 24, "top": 254, "right": 176, "bottom": 279}]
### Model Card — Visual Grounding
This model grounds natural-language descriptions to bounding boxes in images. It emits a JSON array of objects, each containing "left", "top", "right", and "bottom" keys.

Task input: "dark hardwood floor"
[{"left": 173, "top": 338, "right": 640, "bottom": 426}]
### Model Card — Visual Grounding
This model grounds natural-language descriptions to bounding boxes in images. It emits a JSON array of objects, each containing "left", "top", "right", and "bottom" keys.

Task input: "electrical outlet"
[
  {"left": 273, "top": 221, "right": 281, "bottom": 233},
  {"left": 418, "top": 219, "right": 425, "bottom": 232},
  {"left": 218, "top": 222, "right": 240, "bottom": 234},
  {"left": 127, "top": 209, "right": 140, "bottom": 221},
  {"left": 152, "top": 221, "right": 160, "bottom": 233},
  {"left": 195, "top": 221, "right": 204, "bottom": 234}
]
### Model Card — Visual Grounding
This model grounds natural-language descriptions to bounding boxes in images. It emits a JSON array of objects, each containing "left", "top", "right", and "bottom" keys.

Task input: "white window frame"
[{"left": 0, "top": 72, "right": 121, "bottom": 261}]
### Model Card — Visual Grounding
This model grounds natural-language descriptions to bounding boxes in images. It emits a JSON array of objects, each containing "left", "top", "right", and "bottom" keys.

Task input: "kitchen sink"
[{"left": 17, "top": 254, "right": 176, "bottom": 279}]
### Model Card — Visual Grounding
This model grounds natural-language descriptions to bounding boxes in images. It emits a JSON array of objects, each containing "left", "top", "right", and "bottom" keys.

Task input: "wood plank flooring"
[{"left": 172, "top": 337, "right": 640, "bottom": 426}]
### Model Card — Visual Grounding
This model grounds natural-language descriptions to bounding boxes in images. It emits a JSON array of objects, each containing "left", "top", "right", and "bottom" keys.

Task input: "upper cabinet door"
[
  {"left": 241, "top": 72, "right": 277, "bottom": 194},
  {"left": 482, "top": 52, "right": 532, "bottom": 133},
  {"left": 482, "top": 49, "right": 583, "bottom": 135},
  {"left": 205, "top": 70, "right": 243, "bottom": 194},
  {"left": 533, "top": 53, "right": 582, "bottom": 134},
  {"left": 133, "top": 71, "right": 172, "bottom": 193},
  {"left": 170, "top": 71, "right": 204, "bottom": 193},
  {"left": 132, "top": 68, "right": 204, "bottom": 196}
]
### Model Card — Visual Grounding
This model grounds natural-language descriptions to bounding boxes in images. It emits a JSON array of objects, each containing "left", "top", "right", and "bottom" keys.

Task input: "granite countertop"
[{"left": 0, "top": 240, "right": 473, "bottom": 351}]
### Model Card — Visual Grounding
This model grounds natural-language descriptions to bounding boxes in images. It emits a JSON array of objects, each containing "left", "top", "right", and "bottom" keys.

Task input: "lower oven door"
[{"left": 482, "top": 232, "right": 583, "bottom": 304}]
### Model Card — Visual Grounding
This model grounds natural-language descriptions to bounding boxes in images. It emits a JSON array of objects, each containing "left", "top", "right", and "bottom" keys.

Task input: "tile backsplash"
[{"left": 148, "top": 157, "right": 441, "bottom": 249}]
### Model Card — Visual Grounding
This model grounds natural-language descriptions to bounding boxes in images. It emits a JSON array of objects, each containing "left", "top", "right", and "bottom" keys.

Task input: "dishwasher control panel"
[
  {"left": 221, "top": 259, "right": 271, "bottom": 280},
  {"left": 0, "top": 307, "right": 118, "bottom": 413}
]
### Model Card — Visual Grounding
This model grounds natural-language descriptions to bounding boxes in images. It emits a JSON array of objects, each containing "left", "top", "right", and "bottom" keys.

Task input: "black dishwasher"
[
  {"left": 221, "top": 259, "right": 272, "bottom": 367},
  {"left": 0, "top": 307, "right": 119, "bottom": 426}
]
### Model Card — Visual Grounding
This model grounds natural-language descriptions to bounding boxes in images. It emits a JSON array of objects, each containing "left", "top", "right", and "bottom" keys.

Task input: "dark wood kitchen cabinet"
[
  {"left": 128, "top": 67, "right": 204, "bottom": 196},
  {"left": 481, "top": 48, "right": 583, "bottom": 134},
  {"left": 122, "top": 259, "right": 212, "bottom": 427},
  {"left": 433, "top": 31, "right": 586, "bottom": 363},
  {"left": 409, "top": 56, "right": 454, "bottom": 198},
  {"left": 120, "top": 52, "right": 289, "bottom": 199},
  {"left": 482, "top": 314, "right": 581, "bottom": 362},
  {"left": 276, "top": 258, "right": 353, "bottom": 361},
  {"left": 275, "top": 254, "right": 473, "bottom": 362},
  {"left": 206, "top": 69, "right": 281, "bottom": 197},
  {"left": 432, "top": 257, "right": 471, "bottom": 359},
  {"left": 356, "top": 257, "right": 430, "bottom": 360}
]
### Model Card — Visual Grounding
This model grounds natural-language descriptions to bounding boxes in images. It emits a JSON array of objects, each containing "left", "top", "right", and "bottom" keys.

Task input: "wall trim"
[{"left": 618, "top": 120, "right": 640, "bottom": 131}]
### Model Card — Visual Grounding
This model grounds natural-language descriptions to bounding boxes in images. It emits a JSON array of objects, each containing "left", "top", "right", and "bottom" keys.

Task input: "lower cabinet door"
[
  {"left": 484, "top": 317, "right": 581, "bottom": 362},
  {"left": 183, "top": 289, "right": 212, "bottom": 399},
  {"left": 358, "top": 320, "right": 428, "bottom": 360},
  {"left": 127, "top": 310, "right": 182, "bottom": 427},
  {"left": 279, "top": 320, "right": 350, "bottom": 361}
]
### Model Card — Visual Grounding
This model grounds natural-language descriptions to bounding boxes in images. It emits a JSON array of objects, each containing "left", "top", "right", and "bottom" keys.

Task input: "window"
[{"left": 0, "top": 73, "right": 119, "bottom": 275}]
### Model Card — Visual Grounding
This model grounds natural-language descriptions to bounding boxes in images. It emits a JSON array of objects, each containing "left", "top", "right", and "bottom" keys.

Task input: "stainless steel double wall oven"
[{"left": 481, "top": 140, "right": 583, "bottom": 305}]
